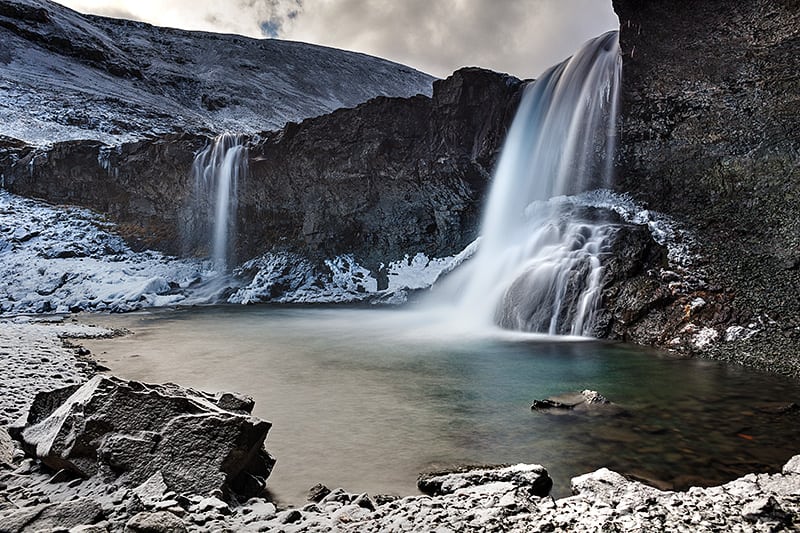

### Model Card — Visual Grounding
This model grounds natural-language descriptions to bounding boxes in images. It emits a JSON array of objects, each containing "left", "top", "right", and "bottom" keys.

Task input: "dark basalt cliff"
[
  {"left": 613, "top": 0, "right": 800, "bottom": 374},
  {"left": 2, "top": 68, "right": 524, "bottom": 265},
  {"left": 236, "top": 68, "right": 523, "bottom": 270}
]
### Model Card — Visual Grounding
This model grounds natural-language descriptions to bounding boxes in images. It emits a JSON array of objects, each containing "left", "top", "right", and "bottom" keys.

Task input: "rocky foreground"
[{"left": 1, "top": 318, "right": 799, "bottom": 532}]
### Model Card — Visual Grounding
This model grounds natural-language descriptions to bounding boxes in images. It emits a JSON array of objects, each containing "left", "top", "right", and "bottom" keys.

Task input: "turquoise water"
[{"left": 81, "top": 306, "right": 800, "bottom": 504}]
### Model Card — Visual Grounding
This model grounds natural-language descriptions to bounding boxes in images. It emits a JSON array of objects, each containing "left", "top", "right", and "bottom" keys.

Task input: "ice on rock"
[{"left": 0, "top": 190, "right": 211, "bottom": 315}]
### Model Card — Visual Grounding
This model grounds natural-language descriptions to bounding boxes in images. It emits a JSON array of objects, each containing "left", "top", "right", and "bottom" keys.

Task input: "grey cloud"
[
  {"left": 54, "top": 0, "right": 618, "bottom": 79},
  {"left": 278, "top": 0, "right": 619, "bottom": 78}
]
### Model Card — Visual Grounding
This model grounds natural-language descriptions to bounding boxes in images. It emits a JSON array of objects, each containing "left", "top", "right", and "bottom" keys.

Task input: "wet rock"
[
  {"left": 532, "top": 390, "right": 621, "bottom": 415},
  {"left": 13, "top": 375, "right": 275, "bottom": 499},
  {"left": 307, "top": 482, "right": 331, "bottom": 502}
]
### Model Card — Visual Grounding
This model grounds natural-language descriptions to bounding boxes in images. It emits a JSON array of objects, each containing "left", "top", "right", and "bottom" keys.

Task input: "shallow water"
[{"left": 80, "top": 306, "right": 800, "bottom": 504}]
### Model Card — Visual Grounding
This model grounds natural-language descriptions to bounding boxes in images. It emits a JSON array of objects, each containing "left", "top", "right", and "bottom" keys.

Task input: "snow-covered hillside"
[{"left": 0, "top": 0, "right": 435, "bottom": 145}]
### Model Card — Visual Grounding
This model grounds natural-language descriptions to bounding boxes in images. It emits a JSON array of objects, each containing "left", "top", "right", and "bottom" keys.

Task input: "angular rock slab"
[
  {"left": 0, "top": 498, "right": 103, "bottom": 533},
  {"left": 13, "top": 375, "right": 275, "bottom": 499},
  {"left": 418, "top": 464, "right": 553, "bottom": 498}
]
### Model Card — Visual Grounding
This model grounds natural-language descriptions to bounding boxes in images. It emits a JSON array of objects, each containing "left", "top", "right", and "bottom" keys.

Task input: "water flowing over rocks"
[{"left": 613, "top": 0, "right": 800, "bottom": 375}]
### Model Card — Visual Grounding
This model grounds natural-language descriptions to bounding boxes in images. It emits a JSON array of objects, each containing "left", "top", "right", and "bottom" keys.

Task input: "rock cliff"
[
  {"left": 236, "top": 68, "right": 523, "bottom": 270},
  {"left": 613, "top": 0, "right": 800, "bottom": 375},
  {"left": 3, "top": 68, "right": 524, "bottom": 266}
]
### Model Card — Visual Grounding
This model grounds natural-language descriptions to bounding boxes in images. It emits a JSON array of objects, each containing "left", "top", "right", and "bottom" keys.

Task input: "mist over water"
[{"left": 436, "top": 31, "right": 622, "bottom": 336}]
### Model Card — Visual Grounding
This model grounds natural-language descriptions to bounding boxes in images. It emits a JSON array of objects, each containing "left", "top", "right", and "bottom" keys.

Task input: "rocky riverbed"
[{"left": 1, "top": 317, "right": 799, "bottom": 532}]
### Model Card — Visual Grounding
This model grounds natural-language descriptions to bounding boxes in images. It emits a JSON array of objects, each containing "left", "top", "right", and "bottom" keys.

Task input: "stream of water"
[{"left": 81, "top": 306, "right": 800, "bottom": 505}]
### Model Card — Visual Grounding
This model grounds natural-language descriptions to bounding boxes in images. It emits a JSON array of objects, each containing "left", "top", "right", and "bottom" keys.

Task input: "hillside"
[{"left": 0, "top": 0, "right": 435, "bottom": 145}]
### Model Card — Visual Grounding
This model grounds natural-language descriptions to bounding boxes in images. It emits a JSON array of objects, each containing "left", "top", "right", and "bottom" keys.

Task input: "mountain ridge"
[{"left": 0, "top": 0, "right": 435, "bottom": 145}]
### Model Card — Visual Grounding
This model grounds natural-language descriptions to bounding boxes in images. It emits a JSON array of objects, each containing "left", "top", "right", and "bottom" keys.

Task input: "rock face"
[
  {"left": 237, "top": 67, "right": 524, "bottom": 270},
  {"left": 2, "top": 68, "right": 524, "bottom": 265},
  {"left": 2, "top": 134, "right": 206, "bottom": 253},
  {"left": 0, "top": 0, "right": 434, "bottom": 145},
  {"left": 613, "top": 0, "right": 800, "bottom": 374},
  {"left": 10, "top": 376, "right": 275, "bottom": 499}
]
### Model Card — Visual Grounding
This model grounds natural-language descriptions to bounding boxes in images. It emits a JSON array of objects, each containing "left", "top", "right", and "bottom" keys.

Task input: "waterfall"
[
  {"left": 449, "top": 31, "right": 622, "bottom": 336},
  {"left": 191, "top": 133, "right": 248, "bottom": 271}
]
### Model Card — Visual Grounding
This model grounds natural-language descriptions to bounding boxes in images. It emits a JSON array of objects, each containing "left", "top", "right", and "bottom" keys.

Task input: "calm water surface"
[{"left": 80, "top": 306, "right": 800, "bottom": 504}]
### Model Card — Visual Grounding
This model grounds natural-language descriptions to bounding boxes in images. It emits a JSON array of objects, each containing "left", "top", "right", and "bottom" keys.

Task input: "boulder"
[
  {"left": 124, "top": 511, "right": 187, "bottom": 533},
  {"left": 531, "top": 390, "right": 624, "bottom": 415},
  {"left": 0, "top": 498, "right": 103, "bottom": 533},
  {"left": 417, "top": 464, "right": 553, "bottom": 498},
  {"left": 13, "top": 376, "right": 275, "bottom": 499}
]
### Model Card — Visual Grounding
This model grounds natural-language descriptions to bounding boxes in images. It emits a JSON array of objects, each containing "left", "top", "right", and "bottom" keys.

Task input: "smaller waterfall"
[
  {"left": 191, "top": 133, "right": 247, "bottom": 271},
  {"left": 447, "top": 31, "right": 622, "bottom": 336}
]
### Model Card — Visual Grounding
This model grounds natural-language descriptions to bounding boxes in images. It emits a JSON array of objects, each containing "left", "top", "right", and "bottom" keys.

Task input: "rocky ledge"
[{"left": 2, "top": 429, "right": 799, "bottom": 532}]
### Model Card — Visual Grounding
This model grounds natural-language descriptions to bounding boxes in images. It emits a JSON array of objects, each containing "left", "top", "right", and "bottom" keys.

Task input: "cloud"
[{"left": 53, "top": 0, "right": 618, "bottom": 79}]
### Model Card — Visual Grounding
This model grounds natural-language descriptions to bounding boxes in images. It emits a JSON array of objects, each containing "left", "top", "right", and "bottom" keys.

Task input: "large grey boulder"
[
  {"left": 0, "top": 498, "right": 103, "bottom": 533},
  {"left": 11, "top": 375, "right": 275, "bottom": 499},
  {"left": 417, "top": 464, "right": 553, "bottom": 498}
]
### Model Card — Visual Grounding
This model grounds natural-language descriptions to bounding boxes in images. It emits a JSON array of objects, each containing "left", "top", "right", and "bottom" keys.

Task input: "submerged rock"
[{"left": 10, "top": 376, "right": 275, "bottom": 500}]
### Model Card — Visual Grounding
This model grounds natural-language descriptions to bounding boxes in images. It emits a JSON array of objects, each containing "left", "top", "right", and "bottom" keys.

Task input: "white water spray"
[
  {"left": 445, "top": 31, "right": 622, "bottom": 336},
  {"left": 192, "top": 133, "right": 248, "bottom": 271}
]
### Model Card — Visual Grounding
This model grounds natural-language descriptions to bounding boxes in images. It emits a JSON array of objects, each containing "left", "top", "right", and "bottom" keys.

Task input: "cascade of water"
[
  {"left": 448, "top": 31, "right": 622, "bottom": 336},
  {"left": 191, "top": 133, "right": 248, "bottom": 271}
]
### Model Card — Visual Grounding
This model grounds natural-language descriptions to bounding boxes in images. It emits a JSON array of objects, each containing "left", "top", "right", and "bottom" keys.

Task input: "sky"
[{"left": 52, "top": 0, "right": 618, "bottom": 79}]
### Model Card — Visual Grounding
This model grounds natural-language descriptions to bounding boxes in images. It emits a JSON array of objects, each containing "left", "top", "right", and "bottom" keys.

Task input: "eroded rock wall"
[
  {"left": 613, "top": 0, "right": 800, "bottom": 374},
  {"left": 238, "top": 68, "right": 523, "bottom": 270}
]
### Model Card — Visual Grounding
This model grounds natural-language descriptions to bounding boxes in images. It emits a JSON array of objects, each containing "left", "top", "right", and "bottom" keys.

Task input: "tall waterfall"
[
  {"left": 450, "top": 31, "right": 622, "bottom": 336},
  {"left": 191, "top": 133, "right": 247, "bottom": 271}
]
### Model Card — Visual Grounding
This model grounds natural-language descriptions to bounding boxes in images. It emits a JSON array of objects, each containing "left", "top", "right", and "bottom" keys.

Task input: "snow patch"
[
  {"left": 0, "top": 190, "right": 479, "bottom": 314},
  {"left": 692, "top": 327, "right": 719, "bottom": 350},
  {"left": 228, "top": 247, "right": 475, "bottom": 305},
  {"left": 558, "top": 189, "right": 697, "bottom": 266},
  {"left": 725, "top": 325, "right": 758, "bottom": 342},
  {"left": 0, "top": 190, "right": 215, "bottom": 315}
]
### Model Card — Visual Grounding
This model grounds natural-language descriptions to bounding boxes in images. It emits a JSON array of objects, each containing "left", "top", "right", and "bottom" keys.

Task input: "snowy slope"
[
  {"left": 0, "top": 190, "right": 473, "bottom": 315},
  {"left": 0, "top": 0, "right": 435, "bottom": 145}
]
